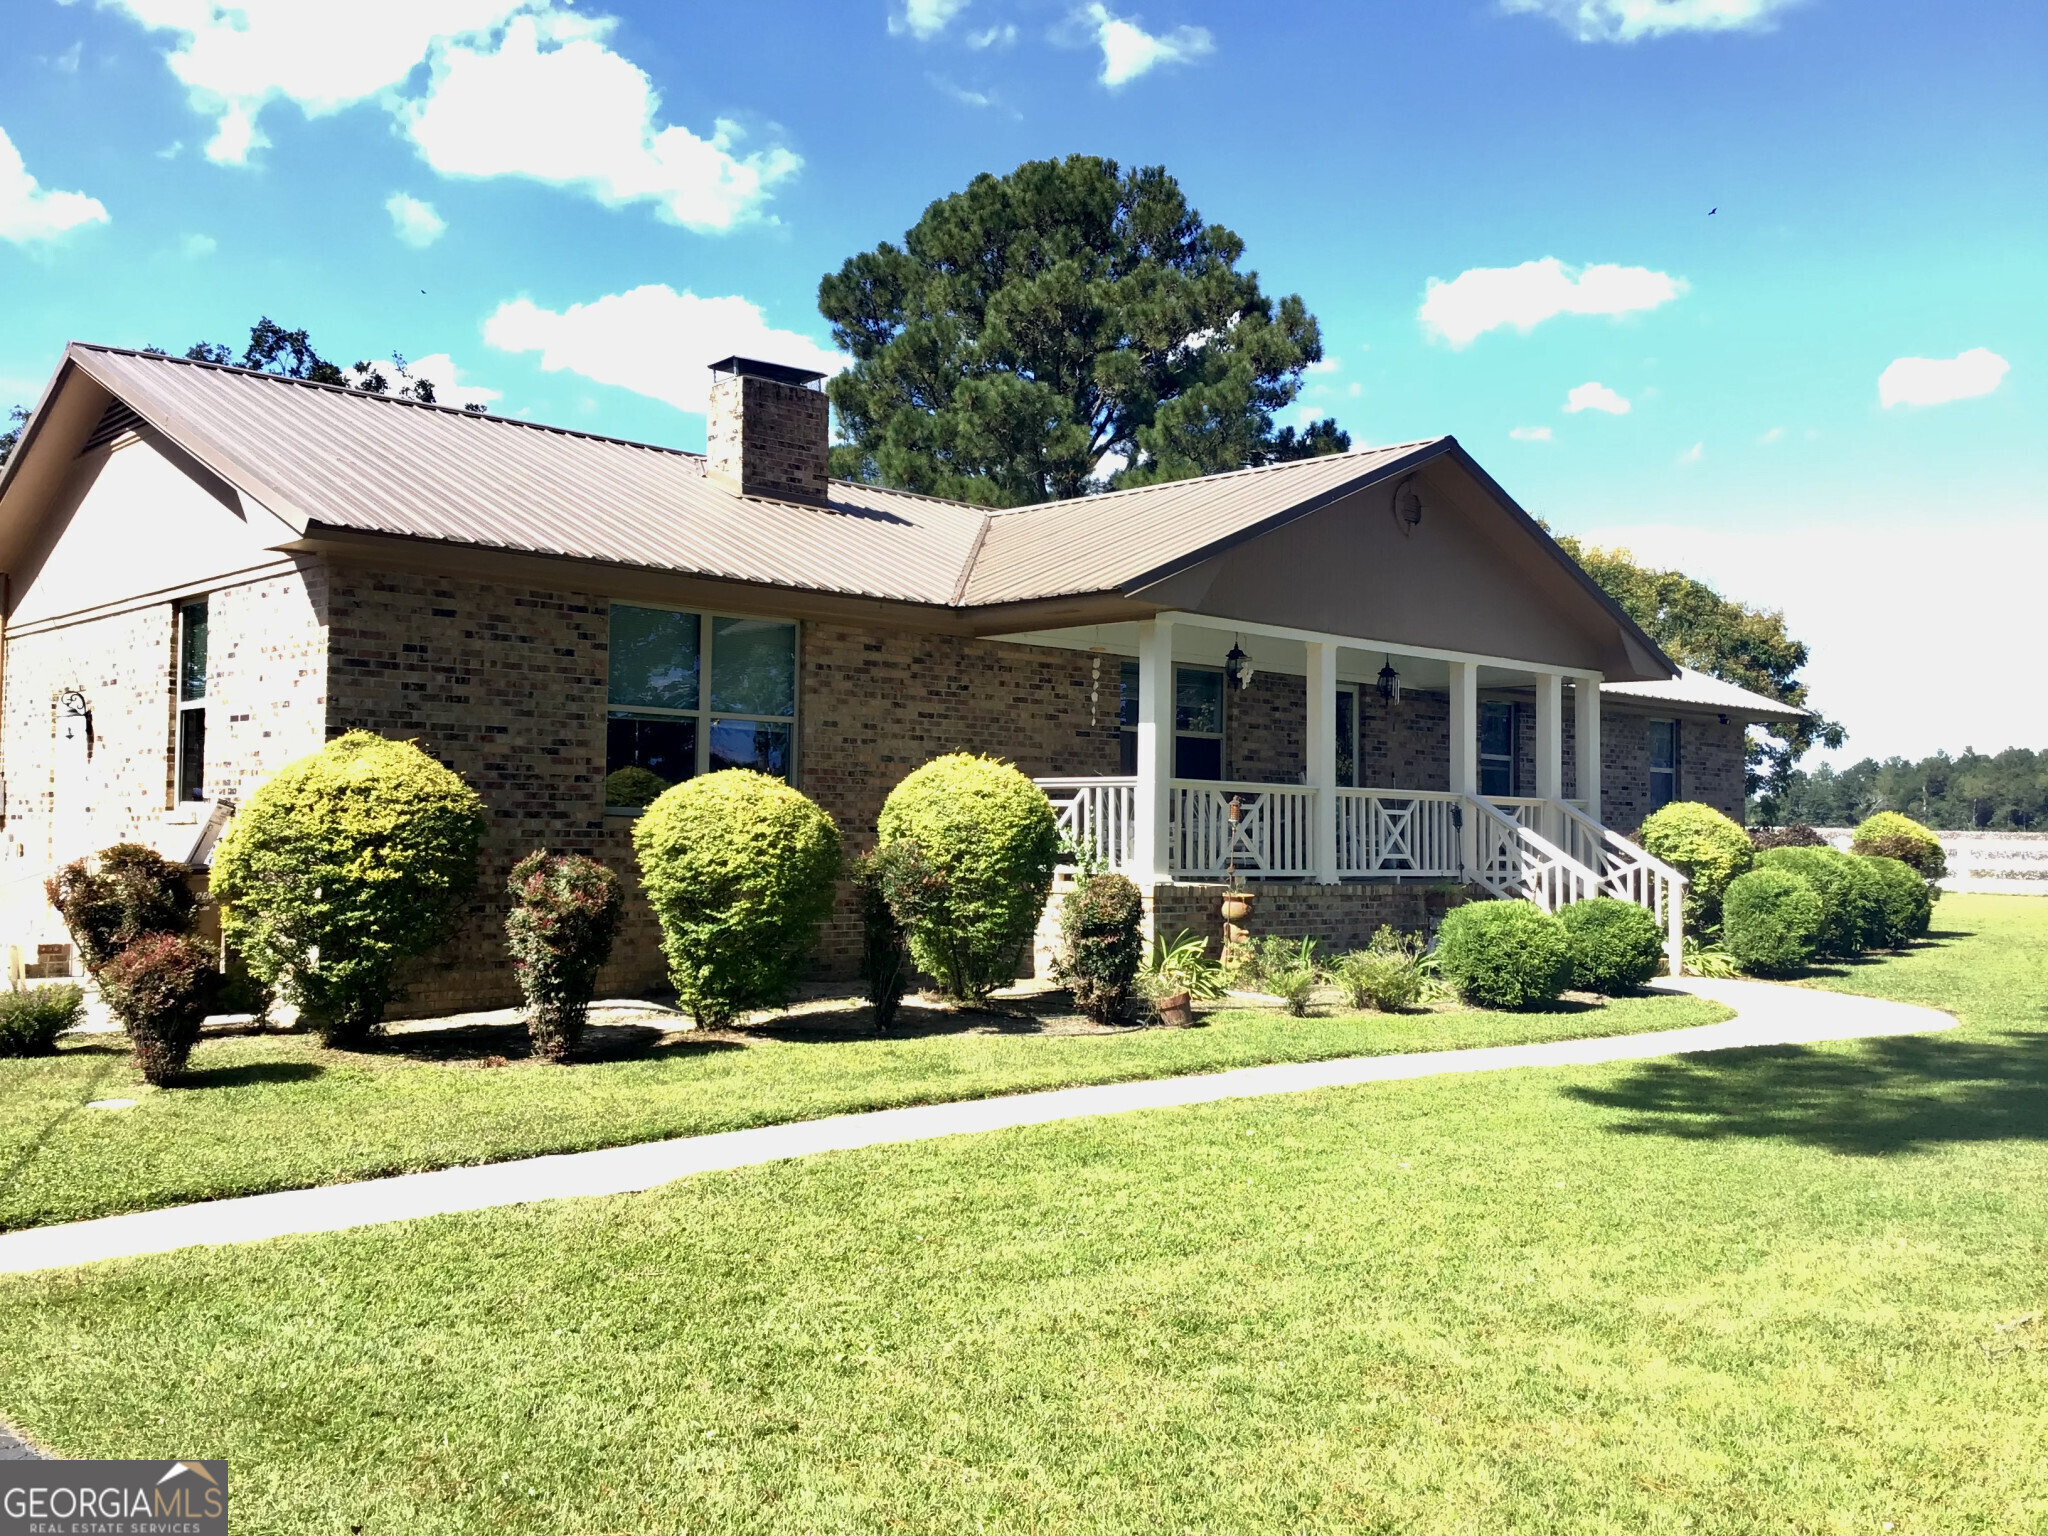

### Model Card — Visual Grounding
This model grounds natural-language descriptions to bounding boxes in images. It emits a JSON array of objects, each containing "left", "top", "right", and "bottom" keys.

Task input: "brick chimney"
[{"left": 704, "top": 356, "right": 831, "bottom": 506}]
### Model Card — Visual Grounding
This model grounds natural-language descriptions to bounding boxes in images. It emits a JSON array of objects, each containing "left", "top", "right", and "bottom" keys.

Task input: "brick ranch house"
[{"left": 0, "top": 345, "right": 1802, "bottom": 1009}]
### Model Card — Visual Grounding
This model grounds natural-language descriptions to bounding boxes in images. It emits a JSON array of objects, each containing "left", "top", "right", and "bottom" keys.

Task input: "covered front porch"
[{"left": 999, "top": 611, "right": 1687, "bottom": 972}]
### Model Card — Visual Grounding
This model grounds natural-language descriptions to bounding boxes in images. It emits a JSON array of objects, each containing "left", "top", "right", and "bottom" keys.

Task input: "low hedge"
[
  {"left": 0, "top": 985, "right": 85, "bottom": 1057},
  {"left": 1755, "top": 846, "right": 1878, "bottom": 958},
  {"left": 1639, "top": 802, "right": 1753, "bottom": 934},
  {"left": 1722, "top": 867, "right": 1822, "bottom": 976},
  {"left": 1433, "top": 901, "right": 1572, "bottom": 1010},
  {"left": 1558, "top": 897, "right": 1666, "bottom": 994}
]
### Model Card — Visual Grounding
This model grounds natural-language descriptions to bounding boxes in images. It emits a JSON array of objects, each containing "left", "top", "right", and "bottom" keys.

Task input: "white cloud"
[
  {"left": 1877, "top": 348, "right": 2009, "bottom": 409},
  {"left": 1758, "top": 425, "right": 1784, "bottom": 444},
  {"left": 180, "top": 231, "right": 216, "bottom": 257},
  {"left": 892, "top": 0, "right": 972, "bottom": 38},
  {"left": 1345, "top": 381, "right": 1362, "bottom": 398},
  {"left": 1083, "top": 4, "right": 1214, "bottom": 87},
  {"left": 53, "top": 41, "right": 83, "bottom": 73},
  {"left": 967, "top": 23, "right": 1018, "bottom": 47},
  {"left": 103, "top": 0, "right": 533, "bottom": 164},
  {"left": 483, "top": 285, "right": 843, "bottom": 414},
  {"left": 930, "top": 74, "right": 998, "bottom": 108},
  {"left": 1677, "top": 440, "right": 1704, "bottom": 465},
  {"left": 0, "top": 126, "right": 110, "bottom": 244},
  {"left": 386, "top": 191, "right": 447, "bottom": 246},
  {"left": 1502, "top": 0, "right": 1802, "bottom": 43},
  {"left": 405, "top": 16, "right": 799, "bottom": 232},
  {"left": 1509, "top": 425, "right": 1553, "bottom": 442},
  {"left": 405, "top": 353, "right": 501, "bottom": 410},
  {"left": 1564, "top": 380, "right": 1630, "bottom": 415},
  {"left": 1305, "top": 357, "right": 1340, "bottom": 375},
  {"left": 1418, "top": 257, "right": 1686, "bottom": 347}
]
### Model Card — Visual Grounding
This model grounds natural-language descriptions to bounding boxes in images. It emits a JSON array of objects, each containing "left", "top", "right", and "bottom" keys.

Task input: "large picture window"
[
  {"left": 605, "top": 604, "right": 796, "bottom": 809},
  {"left": 1115, "top": 662, "right": 1227, "bottom": 779},
  {"left": 175, "top": 597, "right": 208, "bottom": 802}
]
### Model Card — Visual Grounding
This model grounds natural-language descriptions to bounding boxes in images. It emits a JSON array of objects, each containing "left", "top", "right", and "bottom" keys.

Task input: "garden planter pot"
[
  {"left": 1219, "top": 892, "right": 1255, "bottom": 925},
  {"left": 1153, "top": 990, "right": 1194, "bottom": 1028}
]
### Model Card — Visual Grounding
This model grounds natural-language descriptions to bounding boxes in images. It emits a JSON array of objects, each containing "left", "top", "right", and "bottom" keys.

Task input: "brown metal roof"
[{"left": 15, "top": 344, "right": 1669, "bottom": 677}]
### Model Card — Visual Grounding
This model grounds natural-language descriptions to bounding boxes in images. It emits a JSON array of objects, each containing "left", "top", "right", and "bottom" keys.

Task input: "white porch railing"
[
  {"left": 1171, "top": 781, "right": 1315, "bottom": 878},
  {"left": 1555, "top": 799, "right": 1689, "bottom": 976},
  {"left": 1334, "top": 788, "right": 1464, "bottom": 878},
  {"left": 1466, "top": 796, "right": 1601, "bottom": 912},
  {"left": 1040, "top": 776, "right": 1137, "bottom": 871}
]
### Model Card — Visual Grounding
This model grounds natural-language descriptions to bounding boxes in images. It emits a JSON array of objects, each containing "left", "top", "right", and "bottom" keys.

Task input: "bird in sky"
[{"left": 1709, "top": 207, "right": 1717, "bottom": 215}]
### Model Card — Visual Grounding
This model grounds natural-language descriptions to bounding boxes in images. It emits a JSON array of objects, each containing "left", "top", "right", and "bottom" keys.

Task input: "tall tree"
[
  {"left": 1551, "top": 535, "right": 1845, "bottom": 813},
  {"left": 819, "top": 155, "right": 1346, "bottom": 507},
  {"left": 172, "top": 317, "right": 476, "bottom": 407},
  {"left": 0, "top": 404, "right": 27, "bottom": 467}
]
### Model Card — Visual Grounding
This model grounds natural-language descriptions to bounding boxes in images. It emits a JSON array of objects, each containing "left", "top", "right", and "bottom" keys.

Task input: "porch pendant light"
[
  {"left": 1225, "top": 638, "right": 1255, "bottom": 692},
  {"left": 1376, "top": 655, "right": 1401, "bottom": 704}
]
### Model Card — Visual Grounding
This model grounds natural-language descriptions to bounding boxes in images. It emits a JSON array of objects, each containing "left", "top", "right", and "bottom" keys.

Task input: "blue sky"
[{"left": 3, "top": 0, "right": 2042, "bottom": 763}]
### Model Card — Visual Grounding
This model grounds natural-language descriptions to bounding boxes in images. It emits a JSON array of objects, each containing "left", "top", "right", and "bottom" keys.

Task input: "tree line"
[{"left": 1762, "top": 747, "right": 2048, "bottom": 831}]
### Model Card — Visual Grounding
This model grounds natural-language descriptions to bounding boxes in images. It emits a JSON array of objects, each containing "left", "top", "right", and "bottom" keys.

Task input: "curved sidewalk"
[{"left": 0, "top": 978, "right": 1953, "bottom": 1278}]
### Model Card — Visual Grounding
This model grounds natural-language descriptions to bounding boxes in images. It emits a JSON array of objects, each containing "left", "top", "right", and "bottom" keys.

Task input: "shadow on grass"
[
  {"left": 171, "top": 1060, "right": 325, "bottom": 1090},
  {"left": 1566, "top": 1030, "right": 2048, "bottom": 1156}
]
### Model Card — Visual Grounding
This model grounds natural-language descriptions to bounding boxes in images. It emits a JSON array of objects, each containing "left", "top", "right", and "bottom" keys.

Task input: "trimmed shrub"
[
  {"left": 505, "top": 851, "right": 624, "bottom": 1062},
  {"left": 1639, "top": 802, "right": 1753, "bottom": 934},
  {"left": 98, "top": 933, "right": 218, "bottom": 1084},
  {"left": 1058, "top": 872, "right": 1145, "bottom": 1025},
  {"left": 1851, "top": 811, "right": 1947, "bottom": 880},
  {"left": 1558, "top": 897, "right": 1666, "bottom": 994},
  {"left": 1755, "top": 846, "right": 1877, "bottom": 958},
  {"left": 1434, "top": 901, "right": 1572, "bottom": 1010},
  {"left": 1332, "top": 926, "right": 1425, "bottom": 1012},
  {"left": 1861, "top": 854, "right": 1933, "bottom": 947},
  {"left": 634, "top": 769, "right": 842, "bottom": 1028},
  {"left": 45, "top": 843, "right": 196, "bottom": 977},
  {"left": 1750, "top": 823, "right": 1827, "bottom": 852},
  {"left": 1722, "top": 867, "right": 1822, "bottom": 977},
  {"left": 210, "top": 732, "right": 486, "bottom": 1047},
  {"left": 0, "top": 984, "right": 86, "bottom": 1056},
  {"left": 852, "top": 846, "right": 922, "bottom": 1030},
  {"left": 876, "top": 754, "right": 1060, "bottom": 1005},
  {"left": 603, "top": 765, "right": 669, "bottom": 809}
]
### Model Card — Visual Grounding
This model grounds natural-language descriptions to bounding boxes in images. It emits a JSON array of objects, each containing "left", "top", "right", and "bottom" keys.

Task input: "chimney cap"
[{"left": 709, "top": 355, "right": 828, "bottom": 390}]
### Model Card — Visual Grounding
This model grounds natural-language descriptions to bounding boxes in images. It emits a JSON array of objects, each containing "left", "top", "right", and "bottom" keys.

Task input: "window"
[
  {"left": 1648, "top": 719, "right": 1680, "bottom": 809},
  {"left": 1479, "top": 700, "right": 1517, "bottom": 798},
  {"left": 1335, "top": 685, "right": 1359, "bottom": 788},
  {"left": 1114, "top": 662, "right": 1227, "bottom": 780},
  {"left": 605, "top": 604, "right": 796, "bottom": 808},
  {"left": 175, "top": 598, "right": 207, "bottom": 802}
]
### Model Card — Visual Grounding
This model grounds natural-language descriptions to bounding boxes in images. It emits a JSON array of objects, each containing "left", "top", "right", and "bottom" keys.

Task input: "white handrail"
[
  {"left": 1041, "top": 777, "right": 1137, "bottom": 871},
  {"left": 1462, "top": 795, "right": 1603, "bottom": 912},
  {"left": 1334, "top": 788, "right": 1464, "bottom": 878},
  {"left": 1553, "top": 798, "right": 1690, "bottom": 977},
  {"left": 1170, "top": 781, "right": 1315, "bottom": 878}
]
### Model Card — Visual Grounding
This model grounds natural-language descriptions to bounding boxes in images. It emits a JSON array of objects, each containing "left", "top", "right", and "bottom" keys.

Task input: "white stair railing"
[
  {"left": 1463, "top": 795, "right": 1602, "bottom": 912},
  {"left": 1552, "top": 799, "right": 1689, "bottom": 977}
]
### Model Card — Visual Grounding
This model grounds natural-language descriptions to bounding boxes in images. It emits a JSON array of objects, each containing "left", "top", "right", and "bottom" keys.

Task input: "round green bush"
[
  {"left": 1558, "top": 897, "right": 1666, "bottom": 994},
  {"left": 1754, "top": 846, "right": 1877, "bottom": 958},
  {"left": 876, "top": 753, "right": 1061, "bottom": 1004},
  {"left": 1058, "top": 871, "right": 1146, "bottom": 1024},
  {"left": 209, "top": 731, "right": 486, "bottom": 1047},
  {"left": 1851, "top": 811, "right": 1947, "bottom": 880},
  {"left": 1721, "top": 867, "right": 1822, "bottom": 977},
  {"left": 0, "top": 984, "right": 85, "bottom": 1057},
  {"left": 1860, "top": 854, "right": 1933, "bottom": 947},
  {"left": 633, "top": 769, "right": 842, "bottom": 1028},
  {"left": 1433, "top": 900, "right": 1572, "bottom": 1010},
  {"left": 505, "top": 850, "right": 625, "bottom": 1062},
  {"left": 1639, "top": 802, "right": 1754, "bottom": 934}
]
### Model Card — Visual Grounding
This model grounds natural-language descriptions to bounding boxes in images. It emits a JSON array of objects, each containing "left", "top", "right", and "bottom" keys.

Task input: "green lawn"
[
  {"left": 1, "top": 897, "right": 2040, "bottom": 1533},
  {"left": 0, "top": 990, "right": 1724, "bottom": 1232}
]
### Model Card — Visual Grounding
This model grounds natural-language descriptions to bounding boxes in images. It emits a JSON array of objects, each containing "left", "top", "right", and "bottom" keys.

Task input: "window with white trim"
[
  {"left": 1647, "top": 718, "right": 1680, "bottom": 809},
  {"left": 175, "top": 597, "right": 208, "bottom": 802},
  {"left": 1335, "top": 684, "right": 1359, "bottom": 788},
  {"left": 1173, "top": 665, "right": 1224, "bottom": 780},
  {"left": 604, "top": 604, "right": 796, "bottom": 809},
  {"left": 1479, "top": 700, "right": 1517, "bottom": 798}
]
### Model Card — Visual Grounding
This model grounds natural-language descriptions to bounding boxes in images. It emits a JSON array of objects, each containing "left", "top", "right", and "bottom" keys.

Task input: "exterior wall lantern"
[
  {"left": 59, "top": 688, "right": 93, "bottom": 759},
  {"left": 1224, "top": 639, "right": 1255, "bottom": 692},
  {"left": 1376, "top": 656, "right": 1401, "bottom": 704}
]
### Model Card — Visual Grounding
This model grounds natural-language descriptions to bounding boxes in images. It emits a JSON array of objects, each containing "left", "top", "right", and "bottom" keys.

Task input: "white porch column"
[
  {"left": 1448, "top": 660, "right": 1479, "bottom": 874},
  {"left": 1305, "top": 640, "right": 1340, "bottom": 882},
  {"left": 1534, "top": 670, "right": 1564, "bottom": 802},
  {"left": 1131, "top": 615, "right": 1175, "bottom": 885},
  {"left": 1574, "top": 675, "right": 1602, "bottom": 823}
]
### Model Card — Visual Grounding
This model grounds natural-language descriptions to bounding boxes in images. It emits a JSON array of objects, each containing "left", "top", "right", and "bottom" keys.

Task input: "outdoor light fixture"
[
  {"left": 1224, "top": 639, "right": 1255, "bottom": 692},
  {"left": 1391, "top": 475, "right": 1424, "bottom": 534},
  {"left": 59, "top": 688, "right": 93, "bottom": 759},
  {"left": 1377, "top": 655, "right": 1402, "bottom": 704}
]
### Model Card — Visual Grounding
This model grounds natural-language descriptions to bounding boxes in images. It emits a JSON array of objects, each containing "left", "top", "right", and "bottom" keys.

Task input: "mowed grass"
[
  {"left": 1, "top": 897, "right": 2040, "bottom": 1533},
  {"left": 0, "top": 990, "right": 1725, "bottom": 1231}
]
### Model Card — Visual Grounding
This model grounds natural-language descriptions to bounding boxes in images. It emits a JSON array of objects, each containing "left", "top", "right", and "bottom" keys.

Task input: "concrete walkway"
[{"left": 0, "top": 978, "right": 1953, "bottom": 1278}]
